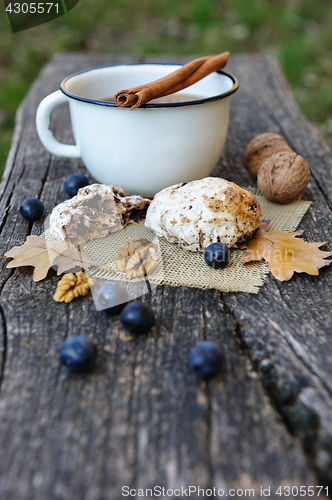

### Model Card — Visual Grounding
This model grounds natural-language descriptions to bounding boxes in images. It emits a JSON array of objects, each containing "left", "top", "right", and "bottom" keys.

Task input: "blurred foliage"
[{"left": 0, "top": 0, "right": 332, "bottom": 175}]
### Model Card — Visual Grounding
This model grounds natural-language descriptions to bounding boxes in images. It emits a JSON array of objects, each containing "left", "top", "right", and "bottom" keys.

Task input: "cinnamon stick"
[{"left": 115, "top": 52, "right": 230, "bottom": 110}]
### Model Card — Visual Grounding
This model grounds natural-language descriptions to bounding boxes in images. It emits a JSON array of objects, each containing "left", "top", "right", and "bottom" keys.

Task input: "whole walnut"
[
  {"left": 257, "top": 151, "right": 310, "bottom": 204},
  {"left": 244, "top": 133, "right": 292, "bottom": 175}
]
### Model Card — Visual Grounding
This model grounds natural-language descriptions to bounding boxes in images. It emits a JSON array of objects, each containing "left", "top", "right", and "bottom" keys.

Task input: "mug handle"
[{"left": 36, "top": 90, "right": 81, "bottom": 159}]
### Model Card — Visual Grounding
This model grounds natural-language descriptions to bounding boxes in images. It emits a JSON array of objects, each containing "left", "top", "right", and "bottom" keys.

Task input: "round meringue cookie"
[{"left": 145, "top": 177, "right": 262, "bottom": 251}]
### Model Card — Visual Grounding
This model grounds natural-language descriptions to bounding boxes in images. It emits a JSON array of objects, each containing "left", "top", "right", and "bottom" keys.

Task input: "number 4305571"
[
  {"left": 276, "top": 485, "right": 328, "bottom": 496},
  {"left": 6, "top": 3, "right": 59, "bottom": 14}
]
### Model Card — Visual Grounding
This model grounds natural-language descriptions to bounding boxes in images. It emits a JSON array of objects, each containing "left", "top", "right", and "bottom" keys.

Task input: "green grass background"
[{"left": 0, "top": 0, "right": 331, "bottom": 177}]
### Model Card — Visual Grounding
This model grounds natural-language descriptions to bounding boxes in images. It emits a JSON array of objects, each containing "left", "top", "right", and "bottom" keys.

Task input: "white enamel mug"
[{"left": 36, "top": 63, "right": 238, "bottom": 197}]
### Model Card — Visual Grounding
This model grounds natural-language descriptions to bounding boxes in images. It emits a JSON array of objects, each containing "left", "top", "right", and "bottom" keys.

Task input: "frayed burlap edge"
[{"left": 41, "top": 188, "right": 312, "bottom": 294}]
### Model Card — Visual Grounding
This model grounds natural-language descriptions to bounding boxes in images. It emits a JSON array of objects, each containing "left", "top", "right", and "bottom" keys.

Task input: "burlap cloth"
[{"left": 42, "top": 188, "right": 311, "bottom": 294}]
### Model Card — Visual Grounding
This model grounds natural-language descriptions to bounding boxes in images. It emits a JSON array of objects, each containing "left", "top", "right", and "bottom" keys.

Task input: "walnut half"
[
  {"left": 116, "top": 238, "right": 158, "bottom": 278},
  {"left": 53, "top": 272, "right": 94, "bottom": 303}
]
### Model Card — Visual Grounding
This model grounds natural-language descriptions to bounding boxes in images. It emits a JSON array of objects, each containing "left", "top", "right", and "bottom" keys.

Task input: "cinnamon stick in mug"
[{"left": 115, "top": 52, "right": 230, "bottom": 110}]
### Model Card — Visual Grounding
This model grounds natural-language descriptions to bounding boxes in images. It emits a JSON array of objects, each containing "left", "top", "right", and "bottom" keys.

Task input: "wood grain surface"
[{"left": 0, "top": 53, "right": 331, "bottom": 500}]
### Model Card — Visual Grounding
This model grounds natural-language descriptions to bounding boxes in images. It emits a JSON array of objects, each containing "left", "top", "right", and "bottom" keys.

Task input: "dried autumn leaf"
[
  {"left": 5, "top": 235, "right": 110, "bottom": 282},
  {"left": 240, "top": 219, "right": 332, "bottom": 281}
]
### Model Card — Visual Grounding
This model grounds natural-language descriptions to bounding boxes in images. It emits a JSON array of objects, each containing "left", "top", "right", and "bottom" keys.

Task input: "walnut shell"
[
  {"left": 257, "top": 151, "right": 310, "bottom": 204},
  {"left": 244, "top": 133, "right": 292, "bottom": 176}
]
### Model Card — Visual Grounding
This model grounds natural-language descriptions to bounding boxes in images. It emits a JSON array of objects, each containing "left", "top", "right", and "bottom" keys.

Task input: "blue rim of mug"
[{"left": 60, "top": 62, "right": 239, "bottom": 108}]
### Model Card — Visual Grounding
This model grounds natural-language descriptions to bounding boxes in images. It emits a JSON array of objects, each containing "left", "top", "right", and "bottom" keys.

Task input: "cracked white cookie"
[
  {"left": 145, "top": 177, "right": 262, "bottom": 251},
  {"left": 49, "top": 183, "right": 150, "bottom": 244}
]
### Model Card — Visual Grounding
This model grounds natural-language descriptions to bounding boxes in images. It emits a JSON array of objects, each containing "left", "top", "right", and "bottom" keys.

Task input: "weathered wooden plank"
[
  {"left": 204, "top": 289, "right": 315, "bottom": 492},
  {"left": 217, "top": 55, "right": 332, "bottom": 486},
  {"left": 0, "top": 52, "right": 330, "bottom": 499}
]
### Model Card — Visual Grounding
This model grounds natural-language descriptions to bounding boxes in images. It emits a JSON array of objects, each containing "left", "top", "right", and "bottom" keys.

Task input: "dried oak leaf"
[
  {"left": 5, "top": 235, "right": 110, "bottom": 282},
  {"left": 239, "top": 219, "right": 332, "bottom": 281}
]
